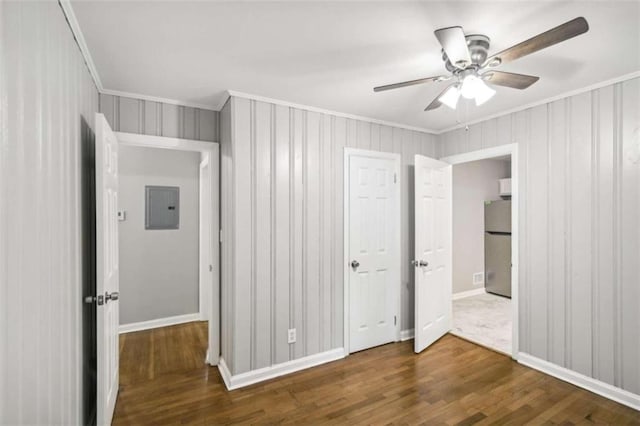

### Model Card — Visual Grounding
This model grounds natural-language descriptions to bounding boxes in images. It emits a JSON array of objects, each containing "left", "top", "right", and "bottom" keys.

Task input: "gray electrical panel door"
[{"left": 145, "top": 186, "right": 179, "bottom": 230}]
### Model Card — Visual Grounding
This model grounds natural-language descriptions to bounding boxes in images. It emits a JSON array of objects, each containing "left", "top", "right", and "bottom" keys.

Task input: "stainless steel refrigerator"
[{"left": 485, "top": 200, "right": 511, "bottom": 298}]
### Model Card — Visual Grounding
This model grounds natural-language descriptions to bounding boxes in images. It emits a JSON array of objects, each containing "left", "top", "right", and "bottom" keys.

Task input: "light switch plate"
[{"left": 117, "top": 210, "right": 126, "bottom": 221}]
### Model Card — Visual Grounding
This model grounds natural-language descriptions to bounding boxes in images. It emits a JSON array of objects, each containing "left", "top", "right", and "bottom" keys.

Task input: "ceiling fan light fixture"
[
  {"left": 474, "top": 82, "right": 496, "bottom": 106},
  {"left": 460, "top": 74, "right": 482, "bottom": 99},
  {"left": 438, "top": 85, "right": 461, "bottom": 109}
]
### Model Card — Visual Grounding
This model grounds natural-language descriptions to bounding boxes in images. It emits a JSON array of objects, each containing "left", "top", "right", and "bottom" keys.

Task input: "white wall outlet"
[
  {"left": 473, "top": 272, "right": 484, "bottom": 286},
  {"left": 287, "top": 328, "right": 296, "bottom": 344}
]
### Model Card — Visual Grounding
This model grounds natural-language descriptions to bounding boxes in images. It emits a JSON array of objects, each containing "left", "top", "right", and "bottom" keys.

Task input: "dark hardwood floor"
[{"left": 114, "top": 322, "right": 640, "bottom": 425}]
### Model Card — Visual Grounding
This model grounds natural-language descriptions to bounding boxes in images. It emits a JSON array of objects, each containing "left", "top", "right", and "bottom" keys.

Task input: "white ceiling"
[{"left": 71, "top": 1, "right": 640, "bottom": 132}]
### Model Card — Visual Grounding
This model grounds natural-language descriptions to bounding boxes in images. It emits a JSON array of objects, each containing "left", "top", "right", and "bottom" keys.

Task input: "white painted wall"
[
  {"left": 220, "top": 95, "right": 438, "bottom": 375},
  {"left": 452, "top": 159, "right": 511, "bottom": 294},
  {"left": 439, "top": 76, "right": 640, "bottom": 397},
  {"left": 118, "top": 146, "right": 201, "bottom": 325},
  {"left": 0, "top": 1, "right": 99, "bottom": 424}
]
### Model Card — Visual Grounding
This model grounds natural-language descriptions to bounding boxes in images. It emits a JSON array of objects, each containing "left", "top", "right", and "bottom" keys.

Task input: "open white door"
[
  {"left": 95, "top": 113, "right": 119, "bottom": 425},
  {"left": 413, "top": 155, "right": 452, "bottom": 354}
]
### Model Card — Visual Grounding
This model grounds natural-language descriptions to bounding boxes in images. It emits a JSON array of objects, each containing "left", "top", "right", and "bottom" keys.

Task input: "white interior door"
[
  {"left": 347, "top": 151, "right": 400, "bottom": 353},
  {"left": 414, "top": 154, "right": 452, "bottom": 354},
  {"left": 199, "top": 157, "right": 212, "bottom": 320},
  {"left": 95, "top": 113, "right": 120, "bottom": 425}
]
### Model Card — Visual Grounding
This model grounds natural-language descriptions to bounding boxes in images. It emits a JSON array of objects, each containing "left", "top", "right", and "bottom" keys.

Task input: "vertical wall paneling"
[
  {"left": 437, "top": 76, "right": 640, "bottom": 398},
  {"left": 232, "top": 97, "right": 252, "bottom": 374},
  {"left": 528, "top": 105, "right": 548, "bottom": 359},
  {"left": 99, "top": 93, "right": 219, "bottom": 142},
  {"left": 620, "top": 78, "right": 640, "bottom": 395},
  {"left": 254, "top": 101, "right": 272, "bottom": 369},
  {"left": 220, "top": 96, "right": 438, "bottom": 376},
  {"left": 569, "top": 91, "right": 593, "bottom": 377},
  {"left": 1, "top": 2, "right": 99, "bottom": 423}
]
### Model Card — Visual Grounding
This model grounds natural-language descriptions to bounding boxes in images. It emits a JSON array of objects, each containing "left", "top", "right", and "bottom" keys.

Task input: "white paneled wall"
[
  {"left": 99, "top": 93, "right": 219, "bottom": 142},
  {"left": 439, "top": 77, "right": 640, "bottom": 396},
  {"left": 0, "top": 1, "right": 99, "bottom": 424},
  {"left": 221, "top": 96, "right": 437, "bottom": 375}
]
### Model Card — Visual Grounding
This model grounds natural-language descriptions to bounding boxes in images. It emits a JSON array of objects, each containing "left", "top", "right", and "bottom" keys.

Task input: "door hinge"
[
  {"left": 219, "top": 229, "right": 223, "bottom": 243},
  {"left": 394, "top": 315, "right": 397, "bottom": 326},
  {"left": 394, "top": 173, "right": 397, "bottom": 184}
]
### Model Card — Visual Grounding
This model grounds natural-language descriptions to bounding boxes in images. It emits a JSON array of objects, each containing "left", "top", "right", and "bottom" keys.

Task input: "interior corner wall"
[
  {"left": 118, "top": 146, "right": 201, "bottom": 325},
  {"left": 99, "top": 93, "right": 220, "bottom": 142},
  {"left": 452, "top": 159, "right": 510, "bottom": 294},
  {"left": 438, "top": 76, "right": 640, "bottom": 397},
  {"left": 0, "top": 1, "right": 100, "bottom": 424},
  {"left": 220, "top": 96, "right": 438, "bottom": 375}
]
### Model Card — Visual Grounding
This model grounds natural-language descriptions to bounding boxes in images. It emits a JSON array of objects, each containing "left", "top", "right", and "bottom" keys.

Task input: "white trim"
[
  {"left": 217, "top": 357, "right": 233, "bottom": 389},
  {"left": 442, "top": 144, "right": 519, "bottom": 361},
  {"left": 100, "top": 88, "right": 217, "bottom": 111},
  {"left": 441, "top": 144, "right": 515, "bottom": 165},
  {"left": 119, "top": 313, "right": 200, "bottom": 334},
  {"left": 58, "top": 0, "right": 103, "bottom": 90},
  {"left": 400, "top": 329, "right": 414, "bottom": 341},
  {"left": 115, "top": 132, "right": 216, "bottom": 153},
  {"left": 217, "top": 349, "right": 345, "bottom": 391},
  {"left": 438, "top": 71, "right": 640, "bottom": 134},
  {"left": 116, "top": 132, "right": 220, "bottom": 365},
  {"left": 343, "top": 148, "right": 402, "bottom": 354},
  {"left": 227, "top": 90, "right": 437, "bottom": 134},
  {"left": 519, "top": 353, "right": 640, "bottom": 411},
  {"left": 452, "top": 288, "right": 486, "bottom": 300}
]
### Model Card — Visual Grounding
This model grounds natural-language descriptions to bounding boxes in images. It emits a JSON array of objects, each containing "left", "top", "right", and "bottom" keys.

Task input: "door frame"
[
  {"left": 440, "top": 143, "right": 519, "bottom": 360},
  {"left": 199, "top": 157, "right": 212, "bottom": 321},
  {"left": 343, "top": 148, "right": 402, "bottom": 355},
  {"left": 115, "top": 131, "right": 221, "bottom": 365}
]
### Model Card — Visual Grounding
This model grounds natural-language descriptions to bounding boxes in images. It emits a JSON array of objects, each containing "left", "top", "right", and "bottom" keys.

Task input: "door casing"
[{"left": 343, "top": 148, "right": 401, "bottom": 354}]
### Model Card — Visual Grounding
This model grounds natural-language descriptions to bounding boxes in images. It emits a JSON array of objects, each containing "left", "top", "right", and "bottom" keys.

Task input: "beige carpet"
[{"left": 451, "top": 292, "right": 512, "bottom": 355}]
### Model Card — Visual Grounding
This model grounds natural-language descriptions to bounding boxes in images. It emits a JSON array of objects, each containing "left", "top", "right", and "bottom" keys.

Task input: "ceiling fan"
[{"left": 373, "top": 17, "right": 589, "bottom": 111}]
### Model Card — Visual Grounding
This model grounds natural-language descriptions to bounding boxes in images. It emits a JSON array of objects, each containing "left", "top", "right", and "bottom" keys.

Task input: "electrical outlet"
[
  {"left": 287, "top": 328, "right": 296, "bottom": 344},
  {"left": 473, "top": 272, "right": 484, "bottom": 286}
]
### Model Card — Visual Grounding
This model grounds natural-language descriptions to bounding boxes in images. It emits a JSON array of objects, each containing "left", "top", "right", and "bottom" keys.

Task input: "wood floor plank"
[{"left": 114, "top": 322, "right": 640, "bottom": 425}]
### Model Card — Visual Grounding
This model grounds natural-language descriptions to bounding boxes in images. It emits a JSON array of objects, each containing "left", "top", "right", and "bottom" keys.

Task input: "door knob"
[
  {"left": 105, "top": 291, "right": 119, "bottom": 302},
  {"left": 412, "top": 260, "right": 428, "bottom": 268},
  {"left": 350, "top": 260, "right": 360, "bottom": 269}
]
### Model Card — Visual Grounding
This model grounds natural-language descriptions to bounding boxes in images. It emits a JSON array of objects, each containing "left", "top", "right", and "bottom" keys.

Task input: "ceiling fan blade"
[
  {"left": 485, "top": 17, "right": 589, "bottom": 67},
  {"left": 373, "top": 75, "right": 448, "bottom": 92},
  {"left": 434, "top": 26, "right": 472, "bottom": 69},
  {"left": 424, "top": 83, "right": 456, "bottom": 111},
  {"left": 482, "top": 71, "right": 540, "bottom": 89}
]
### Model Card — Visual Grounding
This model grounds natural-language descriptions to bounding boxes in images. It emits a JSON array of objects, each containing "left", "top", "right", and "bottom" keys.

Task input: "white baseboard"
[
  {"left": 452, "top": 288, "right": 485, "bottom": 300},
  {"left": 119, "top": 313, "right": 201, "bottom": 334},
  {"left": 518, "top": 353, "right": 640, "bottom": 411},
  {"left": 400, "top": 329, "right": 414, "bottom": 341},
  {"left": 217, "top": 348, "right": 345, "bottom": 390}
]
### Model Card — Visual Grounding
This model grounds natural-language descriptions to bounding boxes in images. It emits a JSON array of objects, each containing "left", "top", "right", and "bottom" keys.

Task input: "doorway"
[
  {"left": 441, "top": 145, "right": 519, "bottom": 359},
  {"left": 116, "top": 132, "right": 220, "bottom": 363},
  {"left": 93, "top": 115, "right": 220, "bottom": 424},
  {"left": 343, "top": 148, "right": 401, "bottom": 354}
]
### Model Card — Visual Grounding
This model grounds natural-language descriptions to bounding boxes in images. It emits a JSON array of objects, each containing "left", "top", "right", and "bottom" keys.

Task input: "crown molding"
[
  {"left": 437, "top": 70, "right": 640, "bottom": 134},
  {"left": 225, "top": 90, "right": 438, "bottom": 135},
  {"left": 58, "top": 0, "right": 103, "bottom": 91},
  {"left": 100, "top": 88, "right": 218, "bottom": 111}
]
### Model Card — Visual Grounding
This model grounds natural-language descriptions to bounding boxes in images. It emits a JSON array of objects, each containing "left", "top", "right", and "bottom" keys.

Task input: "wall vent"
[{"left": 473, "top": 272, "right": 484, "bottom": 286}]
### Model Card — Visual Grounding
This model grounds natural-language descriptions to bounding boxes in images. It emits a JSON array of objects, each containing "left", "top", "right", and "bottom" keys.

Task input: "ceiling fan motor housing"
[{"left": 442, "top": 34, "right": 490, "bottom": 73}]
